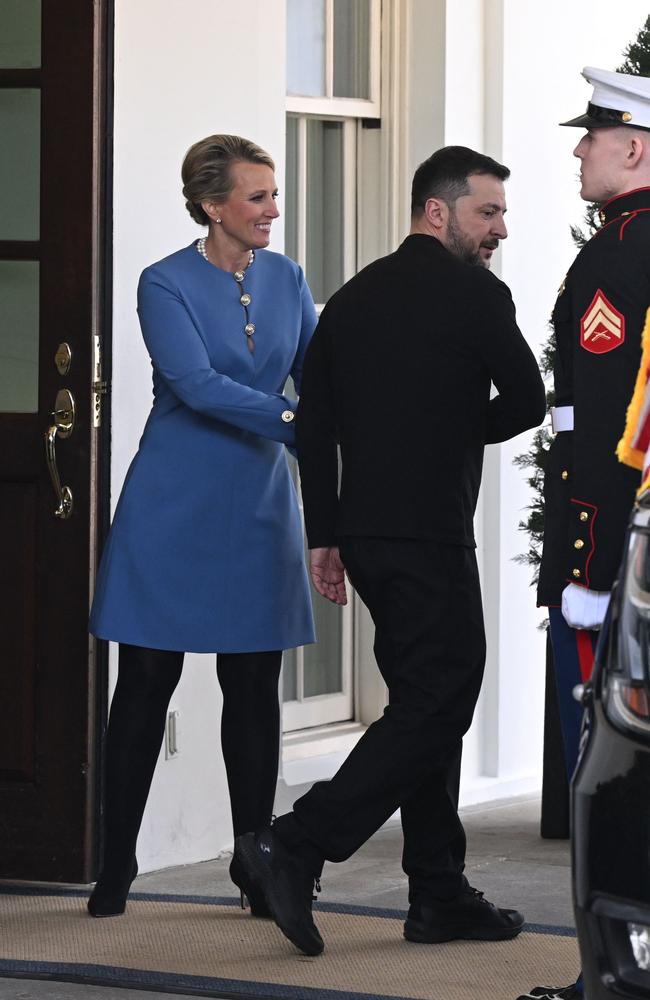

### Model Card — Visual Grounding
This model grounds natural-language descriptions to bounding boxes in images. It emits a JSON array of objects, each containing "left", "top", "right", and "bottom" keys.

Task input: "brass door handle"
[{"left": 44, "top": 388, "right": 75, "bottom": 519}]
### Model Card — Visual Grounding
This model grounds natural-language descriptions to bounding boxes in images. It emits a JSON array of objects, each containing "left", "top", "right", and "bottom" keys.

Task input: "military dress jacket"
[{"left": 537, "top": 187, "right": 650, "bottom": 606}]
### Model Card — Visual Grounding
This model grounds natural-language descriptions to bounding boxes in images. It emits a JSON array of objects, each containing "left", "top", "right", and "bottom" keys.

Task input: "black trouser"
[
  {"left": 274, "top": 537, "right": 486, "bottom": 900},
  {"left": 98, "top": 642, "right": 282, "bottom": 880}
]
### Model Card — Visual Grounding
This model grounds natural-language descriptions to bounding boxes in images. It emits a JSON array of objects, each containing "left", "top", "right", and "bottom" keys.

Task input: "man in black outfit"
[{"left": 236, "top": 146, "right": 546, "bottom": 956}]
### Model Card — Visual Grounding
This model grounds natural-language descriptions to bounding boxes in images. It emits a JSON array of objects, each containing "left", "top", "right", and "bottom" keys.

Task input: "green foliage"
[
  {"left": 513, "top": 15, "right": 650, "bottom": 584},
  {"left": 512, "top": 425, "right": 552, "bottom": 579},
  {"left": 618, "top": 15, "right": 650, "bottom": 75},
  {"left": 569, "top": 202, "right": 600, "bottom": 248}
]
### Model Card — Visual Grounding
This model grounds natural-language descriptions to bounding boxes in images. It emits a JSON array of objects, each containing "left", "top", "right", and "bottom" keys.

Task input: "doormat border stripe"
[
  {"left": 0, "top": 960, "right": 419, "bottom": 1000},
  {"left": 0, "top": 882, "right": 576, "bottom": 936}
]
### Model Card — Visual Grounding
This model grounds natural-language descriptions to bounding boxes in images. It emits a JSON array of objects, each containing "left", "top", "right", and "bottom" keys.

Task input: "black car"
[{"left": 573, "top": 496, "right": 650, "bottom": 999}]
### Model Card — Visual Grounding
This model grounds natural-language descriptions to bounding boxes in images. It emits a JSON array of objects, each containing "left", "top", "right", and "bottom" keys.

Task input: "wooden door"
[{"left": 0, "top": 0, "right": 110, "bottom": 882}]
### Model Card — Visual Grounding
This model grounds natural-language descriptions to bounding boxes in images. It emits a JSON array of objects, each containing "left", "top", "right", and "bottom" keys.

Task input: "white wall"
[{"left": 111, "top": 0, "right": 288, "bottom": 871}]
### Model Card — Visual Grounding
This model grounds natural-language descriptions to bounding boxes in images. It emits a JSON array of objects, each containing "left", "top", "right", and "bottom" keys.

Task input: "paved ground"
[{"left": 0, "top": 794, "right": 573, "bottom": 999}]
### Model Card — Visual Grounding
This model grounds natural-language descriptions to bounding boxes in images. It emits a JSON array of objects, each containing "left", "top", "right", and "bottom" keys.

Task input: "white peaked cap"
[{"left": 560, "top": 66, "right": 650, "bottom": 131}]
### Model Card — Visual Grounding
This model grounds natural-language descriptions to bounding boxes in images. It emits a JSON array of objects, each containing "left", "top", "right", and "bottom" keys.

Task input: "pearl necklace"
[{"left": 196, "top": 237, "right": 257, "bottom": 353}]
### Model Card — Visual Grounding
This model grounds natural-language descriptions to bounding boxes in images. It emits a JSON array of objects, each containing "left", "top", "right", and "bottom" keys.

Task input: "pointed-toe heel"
[
  {"left": 87, "top": 857, "right": 138, "bottom": 918},
  {"left": 229, "top": 855, "right": 272, "bottom": 919}
]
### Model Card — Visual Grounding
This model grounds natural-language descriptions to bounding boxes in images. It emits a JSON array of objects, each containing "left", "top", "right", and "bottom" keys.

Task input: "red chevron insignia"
[{"left": 580, "top": 290, "right": 625, "bottom": 354}]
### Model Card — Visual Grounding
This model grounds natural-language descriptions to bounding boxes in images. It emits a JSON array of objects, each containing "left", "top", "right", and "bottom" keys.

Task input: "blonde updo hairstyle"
[{"left": 182, "top": 134, "right": 275, "bottom": 227}]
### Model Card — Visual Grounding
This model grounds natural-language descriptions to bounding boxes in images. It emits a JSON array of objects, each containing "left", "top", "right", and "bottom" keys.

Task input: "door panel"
[
  {"left": 0, "top": 260, "right": 39, "bottom": 409},
  {"left": 0, "top": 0, "right": 109, "bottom": 882},
  {"left": 0, "top": 0, "right": 42, "bottom": 68},
  {"left": 0, "top": 482, "right": 37, "bottom": 781},
  {"left": 0, "top": 87, "right": 41, "bottom": 240}
]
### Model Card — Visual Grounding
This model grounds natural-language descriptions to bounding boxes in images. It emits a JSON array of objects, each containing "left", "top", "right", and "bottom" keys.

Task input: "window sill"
[{"left": 281, "top": 722, "right": 366, "bottom": 786}]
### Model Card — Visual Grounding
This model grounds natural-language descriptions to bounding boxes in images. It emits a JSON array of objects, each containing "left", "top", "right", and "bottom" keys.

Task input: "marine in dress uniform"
[
  {"left": 519, "top": 66, "right": 650, "bottom": 1000},
  {"left": 537, "top": 181, "right": 650, "bottom": 772}
]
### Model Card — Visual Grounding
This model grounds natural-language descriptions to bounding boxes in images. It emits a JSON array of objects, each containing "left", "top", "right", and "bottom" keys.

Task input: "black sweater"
[{"left": 296, "top": 234, "right": 546, "bottom": 548}]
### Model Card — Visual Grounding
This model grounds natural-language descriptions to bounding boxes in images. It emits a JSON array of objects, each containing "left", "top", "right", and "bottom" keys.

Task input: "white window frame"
[
  {"left": 287, "top": 113, "right": 358, "bottom": 302},
  {"left": 281, "top": 115, "right": 357, "bottom": 730},
  {"left": 282, "top": 0, "right": 383, "bottom": 737},
  {"left": 286, "top": 0, "right": 381, "bottom": 120},
  {"left": 281, "top": 599, "right": 355, "bottom": 732}
]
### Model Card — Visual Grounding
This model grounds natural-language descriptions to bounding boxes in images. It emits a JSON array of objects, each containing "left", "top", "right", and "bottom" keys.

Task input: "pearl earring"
[{"left": 216, "top": 217, "right": 222, "bottom": 223}]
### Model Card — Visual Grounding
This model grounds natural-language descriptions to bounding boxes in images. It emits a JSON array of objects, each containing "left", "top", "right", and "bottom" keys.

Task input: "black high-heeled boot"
[
  {"left": 88, "top": 857, "right": 139, "bottom": 917},
  {"left": 89, "top": 645, "right": 183, "bottom": 919},
  {"left": 229, "top": 855, "right": 272, "bottom": 918}
]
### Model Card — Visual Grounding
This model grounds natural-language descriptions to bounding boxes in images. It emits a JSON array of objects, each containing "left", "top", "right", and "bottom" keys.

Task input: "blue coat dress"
[{"left": 89, "top": 243, "right": 317, "bottom": 653}]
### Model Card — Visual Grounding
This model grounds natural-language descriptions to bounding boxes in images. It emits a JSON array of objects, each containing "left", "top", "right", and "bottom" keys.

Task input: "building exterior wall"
[{"left": 110, "top": 0, "right": 650, "bottom": 871}]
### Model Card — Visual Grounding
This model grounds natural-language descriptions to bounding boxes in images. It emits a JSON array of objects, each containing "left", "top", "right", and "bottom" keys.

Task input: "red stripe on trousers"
[{"left": 575, "top": 629, "right": 595, "bottom": 682}]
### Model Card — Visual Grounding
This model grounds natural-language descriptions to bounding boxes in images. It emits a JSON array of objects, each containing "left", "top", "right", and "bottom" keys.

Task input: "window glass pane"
[
  {"left": 0, "top": 88, "right": 40, "bottom": 240},
  {"left": 287, "top": 0, "right": 326, "bottom": 97},
  {"left": 0, "top": 261, "right": 39, "bottom": 413},
  {"left": 333, "top": 0, "right": 371, "bottom": 99},
  {"left": 303, "top": 598, "right": 343, "bottom": 697},
  {"left": 0, "top": 0, "right": 41, "bottom": 68},
  {"left": 306, "top": 120, "right": 344, "bottom": 304},
  {"left": 285, "top": 117, "right": 299, "bottom": 264}
]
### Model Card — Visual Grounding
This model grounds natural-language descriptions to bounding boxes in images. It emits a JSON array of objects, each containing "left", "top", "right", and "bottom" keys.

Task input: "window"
[
  {"left": 282, "top": 0, "right": 381, "bottom": 733},
  {"left": 285, "top": 115, "right": 355, "bottom": 305},
  {"left": 286, "top": 0, "right": 380, "bottom": 115},
  {"left": 285, "top": 0, "right": 380, "bottom": 306}
]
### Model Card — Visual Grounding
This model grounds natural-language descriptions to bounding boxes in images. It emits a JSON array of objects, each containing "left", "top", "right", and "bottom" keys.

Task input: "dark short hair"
[
  {"left": 182, "top": 134, "right": 275, "bottom": 226},
  {"left": 410, "top": 145, "right": 510, "bottom": 215}
]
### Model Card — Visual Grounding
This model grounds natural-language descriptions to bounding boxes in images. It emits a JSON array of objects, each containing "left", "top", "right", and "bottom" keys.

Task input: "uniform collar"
[{"left": 598, "top": 186, "right": 650, "bottom": 226}]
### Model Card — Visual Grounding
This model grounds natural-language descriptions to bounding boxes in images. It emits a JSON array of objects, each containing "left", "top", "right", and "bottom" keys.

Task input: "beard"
[
  {"left": 445, "top": 211, "right": 481, "bottom": 266},
  {"left": 446, "top": 210, "right": 498, "bottom": 268}
]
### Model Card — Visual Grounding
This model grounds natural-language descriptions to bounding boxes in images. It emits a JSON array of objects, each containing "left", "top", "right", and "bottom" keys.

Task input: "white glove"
[{"left": 561, "top": 583, "right": 610, "bottom": 631}]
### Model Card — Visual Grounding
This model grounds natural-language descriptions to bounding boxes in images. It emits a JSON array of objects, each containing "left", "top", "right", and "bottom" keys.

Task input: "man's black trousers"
[{"left": 274, "top": 537, "right": 486, "bottom": 901}]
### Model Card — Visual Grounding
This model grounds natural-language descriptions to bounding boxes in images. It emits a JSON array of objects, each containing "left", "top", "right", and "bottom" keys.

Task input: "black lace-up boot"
[
  {"left": 404, "top": 883, "right": 524, "bottom": 943},
  {"left": 235, "top": 826, "right": 324, "bottom": 955}
]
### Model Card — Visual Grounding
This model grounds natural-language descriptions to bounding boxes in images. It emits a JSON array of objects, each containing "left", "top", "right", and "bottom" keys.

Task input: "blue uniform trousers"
[{"left": 548, "top": 608, "right": 600, "bottom": 997}]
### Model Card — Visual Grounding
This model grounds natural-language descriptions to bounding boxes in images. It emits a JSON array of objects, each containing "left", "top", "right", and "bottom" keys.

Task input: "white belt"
[{"left": 550, "top": 405, "right": 574, "bottom": 433}]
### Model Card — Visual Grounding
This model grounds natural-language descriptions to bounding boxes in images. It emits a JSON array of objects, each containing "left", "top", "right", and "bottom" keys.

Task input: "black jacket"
[
  {"left": 537, "top": 188, "right": 650, "bottom": 606},
  {"left": 296, "top": 234, "right": 546, "bottom": 548}
]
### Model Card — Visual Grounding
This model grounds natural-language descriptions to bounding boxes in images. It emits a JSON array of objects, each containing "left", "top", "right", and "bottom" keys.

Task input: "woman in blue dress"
[{"left": 88, "top": 135, "right": 317, "bottom": 917}]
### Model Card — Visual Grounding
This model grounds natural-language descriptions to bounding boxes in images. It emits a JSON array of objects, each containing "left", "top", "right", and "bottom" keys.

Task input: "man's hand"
[
  {"left": 309, "top": 546, "right": 348, "bottom": 605},
  {"left": 561, "top": 583, "right": 610, "bottom": 630}
]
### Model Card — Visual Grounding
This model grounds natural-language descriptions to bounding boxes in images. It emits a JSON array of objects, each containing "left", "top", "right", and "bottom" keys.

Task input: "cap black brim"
[{"left": 559, "top": 112, "right": 612, "bottom": 128}]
